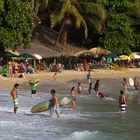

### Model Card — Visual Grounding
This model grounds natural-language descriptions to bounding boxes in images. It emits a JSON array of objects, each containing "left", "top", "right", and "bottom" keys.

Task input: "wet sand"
[{"left": 0, "top": 68, "right": 140, "bottom": 91}]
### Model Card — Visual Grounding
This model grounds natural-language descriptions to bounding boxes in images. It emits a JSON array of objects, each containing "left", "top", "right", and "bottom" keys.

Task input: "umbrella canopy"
[
  {"left": 5, "top": 49, "right": 20, "bottom": 56},
  {"left": 19, "top": 53, "right": 35, "bottom": 59},
  {"left": 129, "top": 53, "right": 140, "bottom": 59},
  {"left": 119, "top": 55, "right": 130, "bottom": 60},
  {"left": 89, "top": 47, "right": 111, "bottom": 55},
  {"left": 32, "top": 54, "right": 42, "bottom": 60},
  {"left": 104, "top": 53, "right": 117, "bottom": 59},
  {"left": 0, "top": 52, "right": 19, "bottom": 57}
]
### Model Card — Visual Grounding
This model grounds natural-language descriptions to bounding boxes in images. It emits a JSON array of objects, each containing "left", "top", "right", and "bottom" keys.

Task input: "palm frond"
[
  {"left": 78, "top": 2, "right": 106, "bottom": 21},
  {"left": 51, "top": 11, "right": 64, "bottom": 28},
  {"left": 70, "top": 6, "right": 88, "bottom": 38},
  {"left": 61, "top": 0, "right": 71, "bottom": 15},
  {"left": 87, "top": 17, "right": 103, "bottom": 33},
  {"left": 50, "top": 0, "right": 71, "bottom": 28},
  {"left": 132, "top": 0, "right": 140, "bottom": 17}
]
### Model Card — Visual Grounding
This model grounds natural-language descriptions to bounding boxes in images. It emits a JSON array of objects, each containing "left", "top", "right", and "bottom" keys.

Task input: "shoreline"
[{"left": 0, "top": 68, "right": 140, "bottom": 91}]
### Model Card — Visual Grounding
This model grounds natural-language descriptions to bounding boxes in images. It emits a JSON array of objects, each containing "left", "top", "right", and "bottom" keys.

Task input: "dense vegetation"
[
  {"left": 0, "top": 0, "right": 35, "bottom": 49},
  {"left": 0, "top": 0, "right": 140, "bottom": 54}
]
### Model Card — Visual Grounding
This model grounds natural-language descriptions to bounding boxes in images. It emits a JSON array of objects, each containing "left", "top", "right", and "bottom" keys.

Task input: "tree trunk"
[
  {"left": 55, "top": 18, "right": 66, "bottom": 47},
  {"left": 63, "top": 29, "right": 67, "bottom": 47}
]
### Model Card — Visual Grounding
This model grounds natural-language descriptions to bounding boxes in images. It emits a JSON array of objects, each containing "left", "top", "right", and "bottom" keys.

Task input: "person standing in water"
[
  {"left": 122, "top": 78, "right": 128, "bottom": 92},
  {"left": 70, "top": 87, "right": 76, "bottom": 110},
  {"left": 50, "top": 89, "right": 60, "bottom": 118},
  {"left": 119, "top": 90, "right": 127, "bottom": 112},
  {"left": 94, "top": 80, "right": 100, "bottom": 96},
  {"left": 77, "top": 82, "right": 83, "bottom": 95},
  {"left": 30, "top": 82, "right": 38, "bottom": 98},
  {"left": 134, "top": 77, "right": 139, "bottom": 91},
  {"left": 88, "top": 82, "right": 93, "bottom": 94},
  {"left": 10, "top": 83, "right": 20, "bottom": 114},
  {"left": 87, "top": 70, "right": 91, "bottom": 84},
  {"left": 53, "top": 72, "right": 57, "bottom": 80}
]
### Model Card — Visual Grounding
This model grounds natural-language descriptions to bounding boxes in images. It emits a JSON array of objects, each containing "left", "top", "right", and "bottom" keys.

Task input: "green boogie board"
[{"left": 31, "top": 96, "right": 76, "bottom": 113}]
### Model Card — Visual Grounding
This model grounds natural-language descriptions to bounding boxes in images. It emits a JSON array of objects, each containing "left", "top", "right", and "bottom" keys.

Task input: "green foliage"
[
  {"left": 99, "top": 0, "right": 135, "bottom": 54},
  {"left": 50, "top": 0, "right": 106, "bottom": 38},
  {"left": 0, "top": 0, "right": 36, "bottom": 49}
]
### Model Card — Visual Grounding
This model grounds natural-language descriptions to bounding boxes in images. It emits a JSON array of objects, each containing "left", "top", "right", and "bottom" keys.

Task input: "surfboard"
[
  {"left": 129, "top": 78, "right": 134, "bottom": 87},
  {"left": 59, "top": 96, "right": 76, "bottom": 106},
  {"left": 31, "top": 99, "right": 53, "bottom": 113},
  {"left": 31, "top": 96, "right": 76, "bottom": 113}
]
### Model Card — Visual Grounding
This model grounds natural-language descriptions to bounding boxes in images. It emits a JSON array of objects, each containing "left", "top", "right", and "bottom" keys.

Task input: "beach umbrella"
[
  {"left": 19, "top": 53, "right": 35, "bottom": 59},
  {"left": 0, "top": 52, "right": 19, "bottom": 57},
  {"left": 5, "top": 49, "right": 20, "bottom": 56},
  {"left": 89, "top": 47, "right": 111, "bottom": 55},
  {"left": 119, "top": 55, "right": 130, "bottom": 67},
  {"left": 104, "top": 53, "right": 117, "bottom": 59},
  {"left": 129, "top": 53, "right": 140, "bottom": 59},
  {"left": 119, "top": 55, "right": 130, "bottom": 60},
  {"left": 32, "top": 53, "right": 42, "bottom": 60}
]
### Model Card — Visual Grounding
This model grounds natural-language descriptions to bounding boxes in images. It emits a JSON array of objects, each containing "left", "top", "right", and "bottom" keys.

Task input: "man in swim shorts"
[
  {"left": 134, "top": 77, "right": 139, "bottom": 91},
  {"left": 50, "top": 89, "right": 60, "bottom": 118},
  {"left": 10, "top": 83, "right": 20, "bottom": 114},
  {"left": 119, "top": 90, "right": 127, "bottom": 112}
]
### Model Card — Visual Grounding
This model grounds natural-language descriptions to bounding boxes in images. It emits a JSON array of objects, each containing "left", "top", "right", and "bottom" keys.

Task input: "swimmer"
[
  {"left": 70, "top": 87, "right": 76, "bottom": 110},
  {"left": 94, "top": 80, "right": 100, "bottom": 96},
  {"left": 119, "top": 90, "right": 127, "bottom": 112},
  {"left": 98, "top": 92, "right": 109, "bottom": 99},
  {"left": 77, "top": 82, "right": 83, "bottom": 95},
  {"left": 134, "top": 77, "right": 139, "bottom": 91}
]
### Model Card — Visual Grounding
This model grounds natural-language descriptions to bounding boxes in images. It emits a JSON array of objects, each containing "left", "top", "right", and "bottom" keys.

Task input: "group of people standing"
[
  {"left": 9, "top": 71, "right": 139, "bottom": 117},
  {"left": 86, "top": 70, "right": 139, "bottom": 112},
  {"left": 120, "top": 77, "right": 139, "bottom": 112}
]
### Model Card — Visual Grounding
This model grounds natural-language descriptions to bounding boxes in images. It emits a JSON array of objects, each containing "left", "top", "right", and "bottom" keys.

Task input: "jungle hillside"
[{"left": 0, "top": 0, "right": 140, "bottom": 55}]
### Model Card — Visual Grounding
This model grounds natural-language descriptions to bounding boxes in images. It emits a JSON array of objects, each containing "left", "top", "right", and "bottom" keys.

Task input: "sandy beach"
[{"left": 0, "top": 68, "right": 140, "bottom": 90}]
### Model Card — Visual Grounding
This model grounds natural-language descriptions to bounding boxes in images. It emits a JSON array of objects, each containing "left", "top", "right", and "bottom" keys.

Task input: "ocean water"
[{"left": 0, "top": 78, "right": 140, "bottom": 140}]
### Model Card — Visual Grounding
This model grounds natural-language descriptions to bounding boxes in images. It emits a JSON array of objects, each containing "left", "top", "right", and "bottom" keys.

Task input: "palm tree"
[
  {"left": 51, "top": 0, "right": 106, "bottom": 47},
  {"left": 32, "top": 0, "right": 48, "bottom": 14}
]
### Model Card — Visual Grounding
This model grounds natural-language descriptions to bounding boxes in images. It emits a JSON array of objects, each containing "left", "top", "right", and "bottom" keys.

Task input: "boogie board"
[
  {"left": 129, "top": 78, "right": 134, "bottom": 87},
  {"left": 31, "top": 96, "right": 76, "bottom": 113},
  {"left": 29, "top": 78, "right": 39, "bottom": 84}
]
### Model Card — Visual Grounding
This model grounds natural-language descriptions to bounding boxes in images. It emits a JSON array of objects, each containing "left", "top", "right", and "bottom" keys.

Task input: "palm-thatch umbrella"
[
  {"left": 89, "top": 47, "right": 111, "bottom": 55},
  {"left": 74, "top": 50, "right": 94, "bottom": 57}
]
